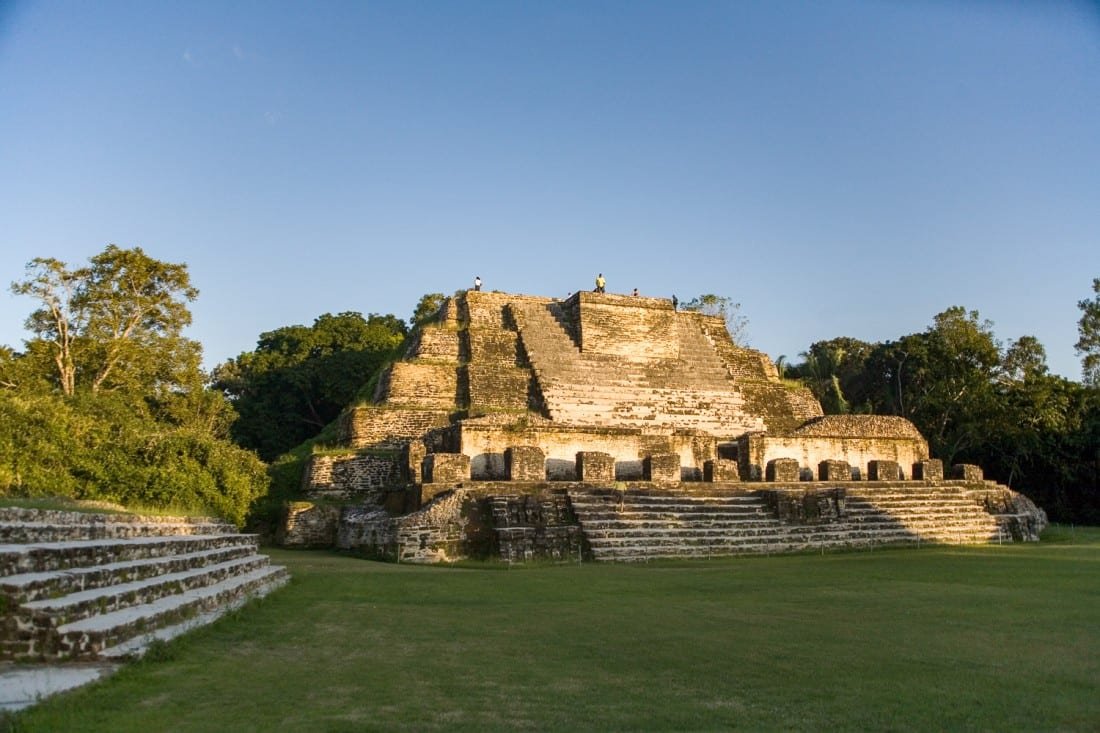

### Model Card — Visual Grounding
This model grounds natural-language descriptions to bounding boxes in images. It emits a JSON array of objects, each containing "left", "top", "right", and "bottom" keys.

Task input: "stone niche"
[
  {"left": 423, "top": 453, "right": 471, "bottom": 484},
  {"left": 953, "top": 464, "right": 984, "bottom": 482},
  {"left": 766, "top": 458, "right": 800, "bottom": 482},
  {"left": 643, "top": 453, "right": 681, "bottom": 482},
  {"left": 576, "top": 451, "right": 615, "bottom": 482},
  {"left": 704, "top": 459, "right": 740, "bottom": 482},
  {"left": 868, "top": 460, "right": 901, "bottom": 481},
  {"left": 505, "top": 446, "right": 546, "bottom": 481},
  {"left": 913, "top": 458, "right": 944, "bottom": 481},
  {"left": 818, "top": 460, "right": 851, "bottom": 482}
]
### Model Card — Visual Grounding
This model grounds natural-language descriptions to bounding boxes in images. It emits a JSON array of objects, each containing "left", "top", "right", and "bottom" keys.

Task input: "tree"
[
  {"left": 214, "top": 312, "right": 406, "bottom": 460},
  {"left": 788, "top": 337, "right": 876, "bottom": 415},
  {"left": 1002, "top": 336, "right": 1048, "bottom": 383},
  {"left": 1076, "top": 277, "right": 1100, "bottom": 386},
  {"left": 10, "top": 244, "right": 200, "bottom": 397},
  {"left": 680, "top": 294, "right": 749, "bottom": 345},
  {"left": 411, "top": 293, "right": 446, "bottom": 328}
]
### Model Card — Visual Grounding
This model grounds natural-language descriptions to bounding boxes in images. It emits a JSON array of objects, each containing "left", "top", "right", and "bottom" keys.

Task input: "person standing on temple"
[
  {"left": 595, "top": 273, "right": 606, "bottom": 293},
  {"left": 473, "top": 276, "right": 482, "bottom": 292}
]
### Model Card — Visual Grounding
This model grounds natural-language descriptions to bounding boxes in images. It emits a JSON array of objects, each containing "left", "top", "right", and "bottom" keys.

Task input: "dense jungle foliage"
[
  {"left": 4, "top": 244, "right": 1098, "bottom": 529},
  {"left": 786, "top": 296, "right": 1100, "bottom": 524},
  {"left": 1, "top": 245, "right": 266, "bottom": 525}
]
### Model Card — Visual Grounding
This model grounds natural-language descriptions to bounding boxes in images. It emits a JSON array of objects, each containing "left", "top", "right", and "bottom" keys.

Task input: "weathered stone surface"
[
  {"left": 703, "top": 459, "right": 740, "bottom": 482},
  {"left": 953, "top": 464, "right": 984, "bottom": 482},
  {"left": 0, "top": 508, "right": 286, "bottom": 661},
  {"left": 301, "top": 452, "right": 399, "bottom": 500},
  {"left": 423, "top": 453, "right": 471, "bottom": 483},
  {"left": 279, "top": 502, "right": 340, "bottom": 547},
  {"left": 912, "top": 458, "right": 944, "bottom": 481},
  {"left": 576, "top": 452, "right": 614, "bottom": 482},
  {"left": 505, "top": 446, "right": 545, "bottom": 481},
  {"left": 643, "top": 453, "right": 681, "bottom": 482},
  {"left": 274, "top": 287, "right": 1047, "bottom": 561},
  {"left": 868, "top": 460, "right": 901, "bottom": 481},
  {"left": 766, "top": 458, "right": 800, "bottom": 482},
  {"left": 818, "top": 460, "right": 852, "bottom": 482}
]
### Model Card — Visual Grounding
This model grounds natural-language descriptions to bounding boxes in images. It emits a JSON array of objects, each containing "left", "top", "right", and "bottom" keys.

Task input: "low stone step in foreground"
[{"left": 0, "top": 508, "right": 287, "bottom": 663}]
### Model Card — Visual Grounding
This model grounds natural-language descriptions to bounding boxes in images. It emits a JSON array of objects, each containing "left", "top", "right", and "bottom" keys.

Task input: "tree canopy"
[
  {"left": 213, "top": 311, "right": 406, "bottom": 461},
  {"left": 10, "top": 244, "right": 201, "bottom": 397},
  {"left": 1076, "top": 277, "right": 1100, "bottom": 386},
  {"left": 3, "top": 244, "right": 266, "bottom": 524},
  {"left": 788, "top": 305, "right": 1099, "bottom": 524}
]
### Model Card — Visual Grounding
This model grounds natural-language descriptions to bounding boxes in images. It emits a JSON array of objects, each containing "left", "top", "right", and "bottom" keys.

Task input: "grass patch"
[
  {"left": 0, "top": 496, "right": 201, "bottom": 517},
  {"left": 11, "top": 529, "right": 1100, "bottom": 731}
]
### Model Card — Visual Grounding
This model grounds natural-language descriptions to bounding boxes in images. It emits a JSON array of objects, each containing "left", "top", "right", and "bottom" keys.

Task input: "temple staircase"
[
  {"left": 0, "top": 508, "right": 287, "bottom": 661},
  {"left": 567, "top": 486, "right": 1008, "bottom": 562},
  {"left": 511, "top": 302, "right": 759, "bottom": 434}
]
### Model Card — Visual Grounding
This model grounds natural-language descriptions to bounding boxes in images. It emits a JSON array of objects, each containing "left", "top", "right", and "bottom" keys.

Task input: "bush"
[{"left": 0, "top": 390, "right": 267, "bottom": 526}]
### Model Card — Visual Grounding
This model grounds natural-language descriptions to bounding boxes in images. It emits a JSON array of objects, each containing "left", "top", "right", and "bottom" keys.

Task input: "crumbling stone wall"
[
  {"left": 341, "top": 406, "right": 451, "bottom": 448},
  {"left": 278, "top": 502, "right": 341, "bottom": 547},
  {"left": 301, "top": 452, "right": 400, "bottom": 499}
]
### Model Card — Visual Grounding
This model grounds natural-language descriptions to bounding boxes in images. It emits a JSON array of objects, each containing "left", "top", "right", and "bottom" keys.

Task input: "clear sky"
[{"left": 1, "top": 0, "right": 1098, "bottom": 380}]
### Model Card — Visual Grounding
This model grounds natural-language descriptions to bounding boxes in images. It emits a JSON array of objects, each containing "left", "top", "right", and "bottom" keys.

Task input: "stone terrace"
[{"left": 0, "top": 508, "right": 287, "bottom": 661}]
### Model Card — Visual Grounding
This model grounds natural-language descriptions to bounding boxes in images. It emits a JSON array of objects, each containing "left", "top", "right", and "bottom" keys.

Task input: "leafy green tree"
[
  {"left": 1076, "top": 277, "right": 1100, "bottom": 386},
  {"left": 411, "top": 292, "right": 446, "bottom": 328},
  {"left": 214, "top": 312, "right": 406, "bottom": 460},
  {"left": 681, "top": 294, "right": 748, "bottom": 345},
  {"left": 788, "top": 337, "right": 876, "bottom": 414},
  {"left": 10, "top": 244, "right": 200, "bottom": 397}
]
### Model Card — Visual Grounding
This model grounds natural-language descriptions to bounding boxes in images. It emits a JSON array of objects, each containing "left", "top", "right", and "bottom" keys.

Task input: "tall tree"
[
  {"left": 10, "top": 244, "right": 200, "bottom": 397},
  {"left": 1076, "top": 277, "right": 1100, "bottom": 386},
  {"left": 214, "top": 311, "right": 406, "bottom": 460}
]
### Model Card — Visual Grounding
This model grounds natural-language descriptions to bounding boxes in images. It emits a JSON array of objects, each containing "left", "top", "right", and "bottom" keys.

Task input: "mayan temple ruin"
[{"left": 280, "top": 290, "right": 1047, "bottom": 562}]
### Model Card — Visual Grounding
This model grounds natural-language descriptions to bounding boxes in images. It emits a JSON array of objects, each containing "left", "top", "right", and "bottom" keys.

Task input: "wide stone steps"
[
  {"left": 57, "top": 565, "right": 287, "bottom": 659},
  {"left": 568, "top": 489, "right": 1007, "bottom": 562},
  {"left": 0, "top": 519, "right": 236, "bottom": 544},
  {"left": 20, "top": 555, "right": 273, "bottom": 627},
  {"left": 0, "top": 543, "right": 257, "bottom": 604},
  {"left": 0, "top": 534, "right": 262, "bottom": 576},
  {"left": 0, "top": 509, "right": 287, "bottom": 661}
]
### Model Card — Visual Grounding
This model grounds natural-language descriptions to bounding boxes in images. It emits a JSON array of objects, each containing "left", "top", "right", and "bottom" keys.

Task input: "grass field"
[{"left": 9, "top": 527, "right": 1100, "bottom": 732}]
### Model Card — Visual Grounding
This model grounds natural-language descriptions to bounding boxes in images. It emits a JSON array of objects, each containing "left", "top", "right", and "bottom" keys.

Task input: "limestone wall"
[
  {"left": 279, "top": 501, "right": 341, "bottom": 547},
  {"left": 739, "top": 432, "right": 928, "bottom": 481},
  {"left": 301, "top": 452, "right": 400, "bottom": 499},
  {"left": 573, "top": 292, "right": 679, "bottom": 359},
  {"left": 340, "top": 406, "right": 452, "bottom": 448},
  {"left": 456, "top": 420, "right": 715, "bottom": 481}
]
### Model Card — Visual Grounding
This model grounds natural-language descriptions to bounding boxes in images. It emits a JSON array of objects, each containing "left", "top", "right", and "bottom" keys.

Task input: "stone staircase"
[
  {"left": 0, "top": 508, "right": 287, "bottom": 661},
  {"left": 843, "top": 486, "right": 1002, "bottom": 544},
  {"left": 567, "top": 486, "right": 1007, "bottom": 562},
  {"left": 512, "top": 302, "right": 759, "bottom": 433}
]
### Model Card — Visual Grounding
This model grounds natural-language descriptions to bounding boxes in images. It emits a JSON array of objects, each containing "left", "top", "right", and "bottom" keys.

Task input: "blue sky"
[{"left": 1, "top": 0, "right": 1098, "bottom": 379}]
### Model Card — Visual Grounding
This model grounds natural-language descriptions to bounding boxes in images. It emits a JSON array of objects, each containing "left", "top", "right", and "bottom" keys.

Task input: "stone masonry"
[{"left": 278, "top": 288, "right": 1047, "bottom": 562}]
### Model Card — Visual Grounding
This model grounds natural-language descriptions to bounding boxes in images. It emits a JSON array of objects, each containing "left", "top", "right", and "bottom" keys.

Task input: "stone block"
[
  {"left": 704, "top": 459, "right": 740, "bottom": 482},
  {"left": 912, "top": 459, "right": 943, "bottom": 481},
  {"left": 505, "top": 446, "right": 545, "bottom": 481},
  {"left": 766, "top": 458, "right": 800, "bottom": 482},
  {"left": 422, "top": 453, "right": 470, "bottom": 483},
  {"left": 952, "top": 463, "right": 984, "bottom": 482},
  {"left": 868, "top": 460, "right": 901, "bottom": 481},
  {"left": 405, "top": 442, "right": 426, "bottom": 483},
  {"left": 643, "top": 453, "right": 681, "bottom": 482},
  {"left": 818, "top": 460, "right": 851, "bottom": 482},
  {"left": 576, "top": 451, "right": 615, "bottom": 483}
]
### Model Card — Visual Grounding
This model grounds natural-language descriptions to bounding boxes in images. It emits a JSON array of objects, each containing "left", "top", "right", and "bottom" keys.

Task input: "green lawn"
[{"left": 11, "top": 526, "right": 1100, "bottom": 732}]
